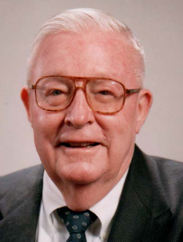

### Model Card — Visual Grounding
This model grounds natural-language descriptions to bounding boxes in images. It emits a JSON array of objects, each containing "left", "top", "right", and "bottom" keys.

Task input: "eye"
[
  {"left": 99, "top": 90, "right": 114, "bottom": 96},
  {"left": 49, "top": 89, "right": 63, "bottom": 96}
]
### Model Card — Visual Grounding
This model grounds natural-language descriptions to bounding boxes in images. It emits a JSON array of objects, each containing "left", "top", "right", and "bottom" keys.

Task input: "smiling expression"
[{"left": 22, "top": 30, "right": 151, "bottom": 192}]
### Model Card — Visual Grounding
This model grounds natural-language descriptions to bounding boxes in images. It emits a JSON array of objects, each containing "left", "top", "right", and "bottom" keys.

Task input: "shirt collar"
[
  {"left": 43, "top": 170, "right": 128, "bottom": 237},
  {"left": 43, "top": 172, "right": 66, "bottom": 222},
  {"left": 89, "top": 171, "right": 128, "bottom": 238}
]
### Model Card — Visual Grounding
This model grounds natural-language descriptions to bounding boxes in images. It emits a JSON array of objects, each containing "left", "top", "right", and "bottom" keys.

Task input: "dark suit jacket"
[{"left": 1, "top": 146, "right": 183, "bottom": 242}]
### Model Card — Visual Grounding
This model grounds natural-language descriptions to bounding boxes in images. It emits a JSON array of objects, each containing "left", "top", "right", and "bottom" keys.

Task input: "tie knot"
[{"left": 57, "top": 207, "right": 97, "bottom": 235}]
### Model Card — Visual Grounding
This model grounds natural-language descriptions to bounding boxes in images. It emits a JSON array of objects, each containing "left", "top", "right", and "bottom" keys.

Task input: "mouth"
[{"left": 60, "top": 142, "right": 100, "bottom": 148}]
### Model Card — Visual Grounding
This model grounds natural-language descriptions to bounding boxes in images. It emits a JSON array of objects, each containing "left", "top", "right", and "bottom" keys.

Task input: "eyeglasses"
[{"left": 29, "top": 75, "right": 141, "bottom": 115}]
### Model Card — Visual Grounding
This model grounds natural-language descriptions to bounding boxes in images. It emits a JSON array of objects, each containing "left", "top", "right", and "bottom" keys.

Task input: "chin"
[{"left": 56, "top": 161, "right": 104, "bottom": 185}]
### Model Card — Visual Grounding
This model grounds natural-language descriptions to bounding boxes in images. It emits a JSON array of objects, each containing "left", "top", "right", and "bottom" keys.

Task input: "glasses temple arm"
[
  {"left": 28, "top": 84, "right": 36, "bottom": 89},
  {"left": 126, "top": 88, "right": 141, "bottom": 95}
]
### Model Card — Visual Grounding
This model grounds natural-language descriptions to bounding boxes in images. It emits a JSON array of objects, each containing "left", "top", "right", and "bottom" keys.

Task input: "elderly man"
[{"left": 1, "top": 8, "right": 183, "bottom": 242}]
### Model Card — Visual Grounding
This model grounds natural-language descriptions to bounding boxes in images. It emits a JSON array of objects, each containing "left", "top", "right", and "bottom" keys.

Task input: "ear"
[
  {"left": 21, "top": 87, "right": 32, "bottom": 124},
  {"left": 135, "top": 89, "right": 153, "bottom": 134}
]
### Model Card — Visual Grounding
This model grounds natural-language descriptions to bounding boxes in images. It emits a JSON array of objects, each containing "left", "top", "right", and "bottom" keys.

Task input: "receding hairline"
[{"left": 27, "top": 8, "right": 145, "bottom": 86}]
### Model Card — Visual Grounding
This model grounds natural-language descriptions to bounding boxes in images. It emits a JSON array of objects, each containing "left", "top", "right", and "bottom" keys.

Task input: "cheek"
[
  {"left": 96, "top": 109, "right": 136, "bottom": 141},
  {"left": 30, "top": 110, "right": 67, "bottom": 176},
  {"left": 95, "top": 102, "right": 138, "bottom": 157},
  {"left": 31, "top": 106, "right": 63, "bottom": 132},
  {"left": 30, "top": 105, "right": 66, "bottom": 152}
]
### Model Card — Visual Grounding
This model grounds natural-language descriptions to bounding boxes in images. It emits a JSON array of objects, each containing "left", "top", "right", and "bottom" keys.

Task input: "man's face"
[{"left": 22, "top": 31, "right": 151, "bottom": 190}]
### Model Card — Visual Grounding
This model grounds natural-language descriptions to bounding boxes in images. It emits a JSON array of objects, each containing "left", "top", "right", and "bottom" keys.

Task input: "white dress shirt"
[{"left": 36, "top": 170, "right": 128, "bottom": 242}]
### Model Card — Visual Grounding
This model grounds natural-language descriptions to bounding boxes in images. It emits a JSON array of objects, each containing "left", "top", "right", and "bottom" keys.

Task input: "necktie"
[{"left": 57, "top": 206, "right": 97, "bottom": 242}]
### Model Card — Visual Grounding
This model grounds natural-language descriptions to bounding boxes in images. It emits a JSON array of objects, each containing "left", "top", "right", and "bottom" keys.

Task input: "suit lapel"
[
  {"left": 108, "top": 146, "right": 172, "bottom": 242},
  {"left": 108, "top": 180, "right": 157, "bottom": 242},
  {"left": 0, "top": 165, "right": 44, "bottom": 242}
]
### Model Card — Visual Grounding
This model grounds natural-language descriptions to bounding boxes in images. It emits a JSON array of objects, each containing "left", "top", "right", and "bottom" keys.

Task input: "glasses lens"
[
  {"left": 36, "top": 76, "right": 74, "bottom": 111},
  {"left": 86, "top": 79, "right": 125, "bottom": 113}
]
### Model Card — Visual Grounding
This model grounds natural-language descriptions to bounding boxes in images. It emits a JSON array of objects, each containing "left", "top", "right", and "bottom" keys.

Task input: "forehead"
[{"left": 32, "top": 31, "right": 138, "bottom": 85}]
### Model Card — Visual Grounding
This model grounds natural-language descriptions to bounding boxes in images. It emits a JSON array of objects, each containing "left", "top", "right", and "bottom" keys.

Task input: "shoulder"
[
  {"left": 134, "top": 146, "right": 183, "bottom": 183},
  {"left": 148, "top": 153, "right": 183, "bottom": 203},
  {"left": 0, "top": 166, "right": 44, "bottom": 239},
  {"left": 144, "top": 152, "right": 183, "bottom": 187},
  {"left": 0, "top": 165, "right": 44, "bottom": 200},
  {"left": 133, "top": 146, "right": 183, "bottom": 213}
]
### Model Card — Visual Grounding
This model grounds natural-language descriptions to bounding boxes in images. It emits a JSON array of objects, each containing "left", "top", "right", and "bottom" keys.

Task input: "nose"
[{"left": 64, "top": 90, "right": 95, "bottom": 128}]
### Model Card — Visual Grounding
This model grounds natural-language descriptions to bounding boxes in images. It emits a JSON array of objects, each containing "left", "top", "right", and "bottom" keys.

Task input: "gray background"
[{"left": 1, "top": 0, "right": 183, "bottom": 176}]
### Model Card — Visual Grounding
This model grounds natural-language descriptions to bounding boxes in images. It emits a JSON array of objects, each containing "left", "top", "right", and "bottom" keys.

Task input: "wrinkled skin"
[{"left": 21, "top": 31, "right": 152, "bottom": 210}]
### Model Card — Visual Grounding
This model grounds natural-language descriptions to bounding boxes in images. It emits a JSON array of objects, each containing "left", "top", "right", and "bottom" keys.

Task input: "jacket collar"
[{"left": 108, "top": 145, "right": 172, "bottom": 242}]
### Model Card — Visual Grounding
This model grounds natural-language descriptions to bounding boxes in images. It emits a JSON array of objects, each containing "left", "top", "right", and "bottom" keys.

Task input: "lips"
[{"left": 61, "top": 142, "right": 100, "bottom": 148}]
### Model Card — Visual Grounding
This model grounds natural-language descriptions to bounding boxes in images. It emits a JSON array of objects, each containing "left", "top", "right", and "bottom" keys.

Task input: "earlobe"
[
  {"left": 135, "top": 89, "right": 153, "bottom": 134},
  {"left": 20, "top": 87, "right": 32, "bottom": 124}
]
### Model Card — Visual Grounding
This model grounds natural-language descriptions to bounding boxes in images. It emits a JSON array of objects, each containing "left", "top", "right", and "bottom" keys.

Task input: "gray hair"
[{"left": 27, "top": 8, "right": 145, "bottom": 85}]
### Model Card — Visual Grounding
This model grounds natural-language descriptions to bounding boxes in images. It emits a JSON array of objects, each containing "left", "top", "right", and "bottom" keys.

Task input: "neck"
[{"left": 55, "top": 168, "right": 128, "bottom": 211}]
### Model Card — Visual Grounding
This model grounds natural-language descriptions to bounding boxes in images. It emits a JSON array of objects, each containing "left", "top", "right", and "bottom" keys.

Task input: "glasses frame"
[{"left": 29, "top": 75, "right": 141, "bottom": 115}]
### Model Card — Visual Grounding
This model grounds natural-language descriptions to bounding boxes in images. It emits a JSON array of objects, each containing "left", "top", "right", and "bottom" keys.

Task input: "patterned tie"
[{"left": 57, "top": 206, "right": 97, "bottom": 242}]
